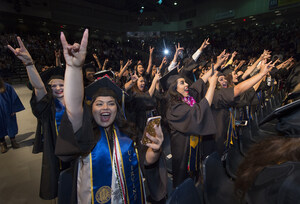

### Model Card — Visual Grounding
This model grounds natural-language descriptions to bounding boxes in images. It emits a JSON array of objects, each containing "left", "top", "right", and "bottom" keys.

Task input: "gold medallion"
[{"left": 95, "top": 186, "right": 111, "bottom": 203}]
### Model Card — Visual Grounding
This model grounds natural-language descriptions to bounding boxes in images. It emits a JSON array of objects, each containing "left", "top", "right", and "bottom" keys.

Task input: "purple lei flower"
[{"left": 182, "top": 95, "right": 196, "bottom": 107}]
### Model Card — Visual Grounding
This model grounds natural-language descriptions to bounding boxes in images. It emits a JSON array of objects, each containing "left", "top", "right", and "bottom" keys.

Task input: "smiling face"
[
  {"left": 218, "top": 75, "right": 228, "bottom": 88},
  {"left": 92, "top": 96, "right": 117, "bottom": 130},
  {"left": 50, "top": 79, "right": 64, "bottom": 98},
  {"left": 232, "top": 71, "right": 238, "bottom": 83},
  {"left": 137, "top": 64, "right": 144, "bottom": 75},
  {"left": 86, "top": 70, "right": 95, "bottom": 82},
  {"left": 176, "top": 78, "right": 189, "bottom": 97},
  {"left": 137, "top": 76, "right": 145, "bottom": 92}
]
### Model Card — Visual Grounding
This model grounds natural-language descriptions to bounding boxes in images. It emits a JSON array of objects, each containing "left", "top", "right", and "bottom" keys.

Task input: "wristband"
[{"left": 24, "top": 61, "right": 34, "bottom": 66}]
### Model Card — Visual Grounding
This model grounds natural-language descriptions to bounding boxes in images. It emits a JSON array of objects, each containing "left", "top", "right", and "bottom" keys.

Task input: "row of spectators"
[{"left": 1, "top": 18, "right": 300, "bottom": 77}]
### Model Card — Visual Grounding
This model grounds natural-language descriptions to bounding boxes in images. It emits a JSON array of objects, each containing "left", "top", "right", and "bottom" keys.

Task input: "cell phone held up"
[{"left": 141, "top": 116, "right": 161, "bottom": 145}]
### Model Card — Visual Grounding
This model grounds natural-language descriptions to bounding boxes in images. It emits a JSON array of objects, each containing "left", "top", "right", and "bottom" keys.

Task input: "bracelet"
[{"left": 23, "top": 61, "right": 34, "bottom": 66}]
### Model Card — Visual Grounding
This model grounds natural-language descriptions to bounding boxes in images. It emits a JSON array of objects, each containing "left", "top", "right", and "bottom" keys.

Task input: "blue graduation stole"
[
  {"left": 90, "top": 126, "right": 145, "bottom": 204},
  {"left": 54, "top": 98, "right": 65, "bottom": 131}
]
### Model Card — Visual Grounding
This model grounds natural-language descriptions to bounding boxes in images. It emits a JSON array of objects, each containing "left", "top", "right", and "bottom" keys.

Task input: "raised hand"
[
  {"left": 232, "top": 51, "right": 238, "bottom": 58},
  {"left": 162, "top": 56, "right": 167, "bottom": 64},
  {"left": 131, "top": 71, "right": 138, "bottom": 83},
  {"left": 260, "top": 60, "right": 274, "bottom": 75},
  {"left": 175, "top": 42, "right": 184, "bottom": 56},
  {"left": 145, "top": 124, "right": 164, "bottom": 152},
  {"left": 200, "top": 38, "right": 210, "bottom": 50},
  {"left": 125, "top": 59, "right": 132, "bottom": 67},
  {"left": 149, "top": 46, "right": 155, "bottom": 55},
  {"left": 93, "top": 53, "right": 98, "bottom": 59},
  {"left": 208, "top": 71, "right": 218, "bottom": 86},
  {"left": 55, "top": 50, "right": 61, "bottom": 58},
  {"left": 60, "top": 29, "right": 88, "bottom": 68},
  {"left": 7, "top": 37, "right": 33, "bottom": 65}
]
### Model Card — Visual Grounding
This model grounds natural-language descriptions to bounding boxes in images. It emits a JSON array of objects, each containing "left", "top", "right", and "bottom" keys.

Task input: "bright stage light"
[{"left": 164, "top": 49, "right": 169, "bottom": 55}]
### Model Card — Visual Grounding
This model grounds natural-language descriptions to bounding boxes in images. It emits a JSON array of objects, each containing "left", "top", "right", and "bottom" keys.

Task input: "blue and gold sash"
[
  {"left": 90, "top": 126, "right": 145, "bottom": 204},
  {"left": 188, "top": 136, "right": 199, "bottom": 172}
]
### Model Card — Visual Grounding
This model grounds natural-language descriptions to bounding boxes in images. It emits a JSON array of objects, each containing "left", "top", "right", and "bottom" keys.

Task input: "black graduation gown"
[
  {"left": 127, "top": 91, "right": 157, "bottom": 139},
  {"left": 166, "top": 78, "right": 217, "bottom": 188},
  {"left": 55, "top": 104, "right": 167, "bottom": 203},
  {"left": 246, "top": 161, "right": 300, "bottom": 204},
  {"left": 211, "top": 87, "right": 257, "bottom": 154},
  {"left": 30, "top": 91, "right": 60, "bottom": 200}
]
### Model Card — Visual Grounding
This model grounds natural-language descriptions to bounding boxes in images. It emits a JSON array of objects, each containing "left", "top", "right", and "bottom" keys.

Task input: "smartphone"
[
  {"left": 235, "top": 120, "right": 248, "bottom": 127},
  {"left": 141, "top": 116, "right": 162, "bottom": 145}
]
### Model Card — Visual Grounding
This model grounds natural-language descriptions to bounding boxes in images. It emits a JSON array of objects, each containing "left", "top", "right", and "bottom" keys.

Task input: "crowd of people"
[{"left": 0, "top": 17, "right": 300, "bottom": 204}]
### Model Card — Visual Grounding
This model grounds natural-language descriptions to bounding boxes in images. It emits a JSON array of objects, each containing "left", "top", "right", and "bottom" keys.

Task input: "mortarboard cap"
[
  {"left": 94, "top": 70, "right": 115, "bottom": 81},
  {"left": 259, "top": 99, "right": 300, "bottom": 137},
  {"left": 85, "top": 76, "right": 128, "bottom": 102},
  {"left": 159, "top": 68, "right": 179, "bottom": 91},
  {"left": 40, "top": 66, "right": 65, "bottom": 85},
  {"left": 83, "top": 63, "right": 97, "bottom": 73}
]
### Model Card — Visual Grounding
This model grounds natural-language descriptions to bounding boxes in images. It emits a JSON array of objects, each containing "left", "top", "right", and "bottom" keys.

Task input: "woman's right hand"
[
  {"left": 208, "top": 71, "right": 218, "bottom": 86},
  {"left": 7, "top": 37, "right": 33, "bottom": 65}
]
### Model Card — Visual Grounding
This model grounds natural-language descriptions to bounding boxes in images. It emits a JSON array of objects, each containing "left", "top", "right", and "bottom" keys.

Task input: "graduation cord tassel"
[
  {"left": 122, "top": 90, "right": 126, "bottom": 120},
  {"left": 225, "top": 108, "right": 237, "bottom": 148}
]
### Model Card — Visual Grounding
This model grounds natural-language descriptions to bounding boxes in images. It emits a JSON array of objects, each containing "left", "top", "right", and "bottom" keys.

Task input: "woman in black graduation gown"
[
  {"left": 211, "top": 60, "right": 274, "bottom": 154},
  {"left": 55, "top": 29, "right": 167, "bottom": 204},
  {"left": 165, "top": 68, "right": 219, "bottom": 188},
  {"left": 235, "top": 96, "right": 300, "bottom": 204},
  {"left": 8, "top": 37, "right": 68, "bottom": 200},
  {"left": 127, "top": 73, "right": 161, "bottom": 139}
]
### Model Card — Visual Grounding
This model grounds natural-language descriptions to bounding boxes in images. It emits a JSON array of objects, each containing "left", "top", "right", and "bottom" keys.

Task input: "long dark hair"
[
  {"left": 167, "top": 78, "right": 184, "bottom": 106},
  {"left": 0, "top": 76, "right": 5, "bottom": 93},
  {"left": 235, "top": 136, "right": 300, "bottom": 198}
]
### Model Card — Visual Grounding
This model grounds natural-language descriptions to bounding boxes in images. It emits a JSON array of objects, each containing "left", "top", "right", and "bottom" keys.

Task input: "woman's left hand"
[
  {"left": 145, "top": 124, "right": 164, "bottom": 153},
  {"left": 60, "top": 29, "right": 88, "bottom": 69}
]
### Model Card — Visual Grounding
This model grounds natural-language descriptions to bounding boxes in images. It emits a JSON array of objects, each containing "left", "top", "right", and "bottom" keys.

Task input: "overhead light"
[
  {"left": 174, "top": 2, "right": 177, "bottom": 6},
  {"left": 249, "top": 16, "right": 254, "bottom": 18},
  {"left": 252, "top": 18, "right": 256, "bottom": 20},
  {"left": 231, "top": 22, "right": 235, "bottom": 24},
  {"left": 276, "top": 13, "right": 282, "bottom": 16},
  {"left": 163, "top": 49, "right": 169, "bottom": 55},
  {"left": 141, "top": 6, "right": 144, "bottom": 9},
  {"left": 275, "top": 10, "right": 280, "bottom": 13},
  {"left": 228, "top": 20, "right": 232, "bottom": 23}
]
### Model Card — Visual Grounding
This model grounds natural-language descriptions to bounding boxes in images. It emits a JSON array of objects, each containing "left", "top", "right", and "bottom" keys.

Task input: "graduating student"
[
  {"left": 211, "top": 59, "right": 274, "bottom": 154},
  {"left": 8, "top": 37, "right": 68, "bottom": 200},
  {"left": 0, "top": 76, "right": 25, "bottom": 153},
  {"left": 164, "top": 66, "right": 219, "bottom": 188},
  {"left": 55, "top": 29, "right": 167, "bottom": 204}
]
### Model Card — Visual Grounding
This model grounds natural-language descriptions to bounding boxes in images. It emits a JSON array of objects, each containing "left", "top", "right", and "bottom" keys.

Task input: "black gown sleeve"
[
  {"left": 55, "top": 103, "right": 98, "bottom": 162},
  {"left": 167, "top": 98, "right": 217, "bottom": 136},
  {"left": 212, "top": 88, "right": 235, "bottom": 109}
]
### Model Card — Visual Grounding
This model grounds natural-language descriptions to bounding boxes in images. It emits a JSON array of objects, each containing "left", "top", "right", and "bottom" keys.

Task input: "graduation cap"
[
  {"left": 94, "top": 70, "right": 115, "bottom": 81},
  {"left": 85, "top": 77, "right": 129, "bottom": 118},
  {"left": 182, "top": 58, "right": 199, "bottom": 72},
  {"left": 159, "top": 68, "right": 179, "bottom": 91},
  {"left": 85, "top": 76, "right": 127, "bottom": 101},
  {"left": 259, "top": 99, "right": 300, "bottom": 137},
  {"left": 218, "top": 66, "right": 234, "bottom": 77},
  {"left": 83, "top": 63, "right": 97, "bottom": 73},
  {"left": 40, "top": 66, "right": 65, "bottom": 85}
]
